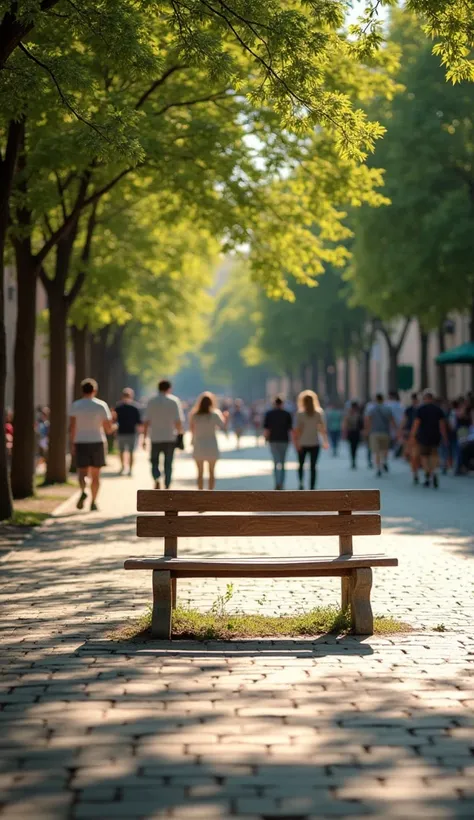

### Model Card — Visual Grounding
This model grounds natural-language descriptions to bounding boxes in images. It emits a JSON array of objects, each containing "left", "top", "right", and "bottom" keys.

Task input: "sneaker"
[
  {"left": 90, "top": 501, "right": 98, "bottom": 512},
  {"left": 423, "top": 475, "right": 431, "bottom": 488},
  {"left": 128, "top": 470, "right": 133, "bottom": 477},
  {"left": 119, "top": 467, "right": 124, "bottom": 476},
  {"left": 76, "top": 491, "right": 87, "bottom": 510},
  {"left": 298, "top": 483, "right": 304, "bottom": 490},
  {"left": 376, "top": 469, "right": 382, "bottom": 477},
  {"left": 383, "top": 463, "right": 389, "bottom": 473},
  {"left": 413, "top": 473, "right": 419, "bottom": 485},
  {"left": 154, "top": 480, "right": 161, "bottom": 490},
  {"left": 433, "top": 474, "right": 439, "bottom": 489}
]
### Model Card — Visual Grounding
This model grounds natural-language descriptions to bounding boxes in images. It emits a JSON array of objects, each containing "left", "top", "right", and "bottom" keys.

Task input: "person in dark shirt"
[
  {"left": 400, "top": 392, "right": 420, "bottom": 483},
  {"left": 263, "top": 397, "right": 293, "bottom": 490},
  {"left": 410, "top": 389, "right": 447, "bottom": 488},
  {"left": 114, "top": 388, "right": 142, "bottom": 476}
]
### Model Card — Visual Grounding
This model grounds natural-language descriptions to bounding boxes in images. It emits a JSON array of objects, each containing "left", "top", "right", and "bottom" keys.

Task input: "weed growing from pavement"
[{"left": 111, "top": 583, "right": 409, "bottom": 641}]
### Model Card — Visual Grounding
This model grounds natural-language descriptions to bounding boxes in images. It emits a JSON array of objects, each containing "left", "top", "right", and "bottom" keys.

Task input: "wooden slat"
[
  {"left": 136, "top": 513, "right": 381, "bottom": 539},
  {"left": 125, "top": 554, "right": 398, "bottom": 572},
  {"left": 137, "top": 489, "right": 380, "bottom": 513}
]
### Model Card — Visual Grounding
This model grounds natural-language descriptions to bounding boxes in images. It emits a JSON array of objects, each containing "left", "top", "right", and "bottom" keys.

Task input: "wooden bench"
[{"left": 125, "top": 489, "right": 397, "bottom": 639}]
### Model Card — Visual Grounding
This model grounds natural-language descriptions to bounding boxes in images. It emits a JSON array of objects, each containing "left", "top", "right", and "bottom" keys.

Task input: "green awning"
[{"left": 436, "top": 341, "right": 474, "bottom": 364}]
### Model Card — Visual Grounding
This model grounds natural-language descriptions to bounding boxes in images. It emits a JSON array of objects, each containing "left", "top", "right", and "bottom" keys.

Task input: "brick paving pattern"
[{"left": 1, "top": 437, "right": 473, "bottom": 818}]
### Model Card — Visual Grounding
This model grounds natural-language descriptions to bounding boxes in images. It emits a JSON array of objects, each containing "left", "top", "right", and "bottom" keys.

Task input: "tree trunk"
[
  {"left": 378, "top": 318, "right": 411, "bottom": 394},
  {"left": 299, "top": 362, "right": 307, "bottom": 393},
  {"left": 0, "top": 119, "right": 24, "bottom": 520},
  {"left": 470, "top": 297, "right": 474, "bottom": 392},
  {"left": 286, "top": 370, "right": 295, "bottom": 403},
  {"left": 388, "top": 348, "right": 398, "bottom": 393},
  {"left": 437, "top": 325, "right": 448, "bottom": 398},
  {"left": 72, "top": 324, "right": 89, "bottom": 401},
  {"left": 362, "top": 349, "right": 371, "bottom": 403},
  {"left": 45, "top": 291, "right": 68, "bottom": 484},
  {"left": 418, "top": 323, "right": 429, "bottom": 392},
  {"left": 10, "top": 246, "right": 37, "bottom": 498},
  {"left": 310, "top": 356, "right": 319, "bottom": 394}
]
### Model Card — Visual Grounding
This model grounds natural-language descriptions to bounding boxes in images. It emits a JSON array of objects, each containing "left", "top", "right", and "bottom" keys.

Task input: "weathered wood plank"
[
  {"left": 350, "top": 567, "right": 374, "bottom": 635},
  {"left": 137, "top": 489, "right": 380, "bottom": 513},
  {"left": 136, "top": 513, "right": 381, "bottom": 539},
  {"left": 339, "top": 510, "right": 353, "bottom": 611},
  {"left": 151, "top": 570, "right": 172, "bottom": 639},
  {"left": 125, "top": 554, "right": 397, "bottom": 571},
  {"left": 164, "top": 511, "right": 178, "bottom": 610}
]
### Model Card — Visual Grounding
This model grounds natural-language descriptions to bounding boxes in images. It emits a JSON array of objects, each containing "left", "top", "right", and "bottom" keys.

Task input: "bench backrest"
[{"left": 136, "top": 490, "right": 381, "bottom": 559}]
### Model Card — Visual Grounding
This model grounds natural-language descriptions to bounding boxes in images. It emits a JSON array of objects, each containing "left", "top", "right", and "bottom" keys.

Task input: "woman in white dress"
[{"left": 190, "top": 392, "right": 227, "bottom": 490}]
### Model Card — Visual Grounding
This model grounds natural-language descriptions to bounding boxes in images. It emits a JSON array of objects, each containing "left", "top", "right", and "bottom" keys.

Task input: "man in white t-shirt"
[
  {"left": 69, "top": 379, "right": 113, "bottom": 511},
  {"left": 143, "top": 380, "right": 184, "bottom": 489}
]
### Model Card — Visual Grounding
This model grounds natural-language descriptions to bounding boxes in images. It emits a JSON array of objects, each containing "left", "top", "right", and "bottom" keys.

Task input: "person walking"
[
  {"left": 364, "top": 393, "right": 397, "bottom": 477},
  {"left": 190, "top": 392, "right": 226, "bottom": 489},
  {"left": 263, "top": 397, "right": 293, "bottom": 490},
  {"left": 231, "top": 399, "right": 247, "bottom": 449},
  {"left": 400, "top": 392, "right": 420, "bottom": 483},
  {"left": 114, "top": 388, "right": 142, "bottom": 477},
  {"left": 293, "top": 390, "right": 328, "bottom": 489},
  {"left": 69, "top": 379, "right": 113, "bottom": 511},
  {"left": 342, "top": 401, "right": 363, "bottom": 469},
  {"left": 410, "top": 389, "right": 448, "bottom": 488},
  {"left": 143, "top": 380, "right": 184, "bottom": 489},
  {"left": 325, "top": 403, "right": 343, "bottom": 456}
]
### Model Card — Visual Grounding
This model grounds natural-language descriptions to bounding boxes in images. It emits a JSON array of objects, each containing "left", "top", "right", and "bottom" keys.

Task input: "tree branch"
[
  {"left": 0, "top": 1, "right": 60, "bottom": 67},
  {"left": 18, "top": 43, "right": 112, "bottom": 141},
  {"left": 154, "top": 89, "right": 231, "bottom": 117},
  {"left": 134, "top": 65, "right": 187, "bottom": 110}
]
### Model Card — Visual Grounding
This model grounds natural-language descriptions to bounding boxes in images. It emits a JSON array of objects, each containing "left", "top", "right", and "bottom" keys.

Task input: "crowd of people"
[{"left": 4, "top": 378, "right": 474, "bottom": 510}]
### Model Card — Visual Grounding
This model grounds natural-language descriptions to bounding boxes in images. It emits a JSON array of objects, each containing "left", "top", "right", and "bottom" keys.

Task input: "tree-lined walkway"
[{"left": 1, "top": 441, "right": 473, "bottom": 818}]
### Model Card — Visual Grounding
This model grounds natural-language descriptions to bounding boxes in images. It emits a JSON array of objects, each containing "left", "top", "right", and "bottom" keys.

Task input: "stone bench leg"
[
  {"left": 350, "top": 568, "right": 373, "bottom": 635},
  {"left": 151, "top": 570, "right": 172, "bottom": 639}
]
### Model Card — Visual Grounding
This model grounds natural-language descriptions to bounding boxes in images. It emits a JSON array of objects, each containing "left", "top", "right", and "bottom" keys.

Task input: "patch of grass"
[
  {"left": 112, "top": 605, "right": 410, "bottom": 642},
  {"left": 433, "top": 623, "right": 447, "bottom": 632},
  {"left": 7, "top": 511, "right": 50, "bottom": 528}
]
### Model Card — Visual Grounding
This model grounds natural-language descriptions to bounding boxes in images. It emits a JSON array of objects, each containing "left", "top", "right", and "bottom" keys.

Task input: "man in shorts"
[
  {"left": 114, "top": 388, "right": 142, "bottom": 477},
  {"left": 410, "top": 389, "right": 448, "bottom": 488},
  {"left": 69, "top": 379, "right": 113, "bottom": 511},
  {"left": 365, "top": 393, "right": 397, "bottom": 477}
]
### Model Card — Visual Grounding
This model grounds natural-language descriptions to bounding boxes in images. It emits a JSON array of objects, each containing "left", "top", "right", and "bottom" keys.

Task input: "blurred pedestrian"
[
  {"left": 264, "top": 397, "right": 293, "bottom": 490},
  {"left": 325, "top": 402, "right": 343, "bottom": 456},
  {"left": 365, "top": 393, "right": 397, "bottom": 477},
  {"left": 143, "top": 380, "right": 184, "bottom": 489},
  {"left": 400, "top": 392, "right": 420, "bottom": 483},
  {"left": 114, "top": 388, "right": 142, "bottom": 477},
  {"left": 293, "top": 390, "right": 328, "bottom": 489},
  {"left": 69, "top": 379, "right": 113, "bottom": 512},
  {"left": 342, "top": 401, "right": 363, "bottom": 469},
  {"left": 190, "top": 392, "right": 227, "bottom": 490},
  {"left": 410, "top": 389, "right": 448, "bottom": 488},
  {"left": 232, "top": 399, "right": 247, "bottom": 449}
]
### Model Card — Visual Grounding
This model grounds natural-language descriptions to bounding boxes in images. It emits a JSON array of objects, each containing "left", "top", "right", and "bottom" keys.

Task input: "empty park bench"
[{"left": 124, "top": 489, "right": 397, "bottom": 639}]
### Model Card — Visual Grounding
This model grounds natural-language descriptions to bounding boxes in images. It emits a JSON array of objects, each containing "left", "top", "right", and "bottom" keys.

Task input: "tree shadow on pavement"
[{"left": 1, "top": 635, "right": 473, "bottom": 819}]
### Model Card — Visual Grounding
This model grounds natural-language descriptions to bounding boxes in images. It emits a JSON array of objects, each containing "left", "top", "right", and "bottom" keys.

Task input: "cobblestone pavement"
[{"left": 1, "top": 438, "right": 473, "bottom": 819}]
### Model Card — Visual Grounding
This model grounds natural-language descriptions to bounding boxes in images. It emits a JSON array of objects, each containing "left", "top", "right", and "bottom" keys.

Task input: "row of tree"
[
  {"left": 1, "top": 2, "right": 472, "bottom": 520},
  {"left": 203, "top": 11, "right": 474, "bottom": 403}
]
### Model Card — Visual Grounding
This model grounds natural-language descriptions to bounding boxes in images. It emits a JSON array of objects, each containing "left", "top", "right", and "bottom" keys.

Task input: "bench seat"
[{"left": 125, "top": 554, "right": 397, "bottom": 575}]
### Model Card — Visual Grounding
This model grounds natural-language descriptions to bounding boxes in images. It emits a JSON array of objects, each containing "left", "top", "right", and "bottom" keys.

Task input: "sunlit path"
[{"left": 1, "top": 438, "right": 473, "bottom": 819}]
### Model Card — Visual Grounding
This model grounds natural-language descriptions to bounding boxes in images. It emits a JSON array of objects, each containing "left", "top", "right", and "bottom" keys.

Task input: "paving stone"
[{"left": 2, "top": 445, "right": 474, "bottom": 819}]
